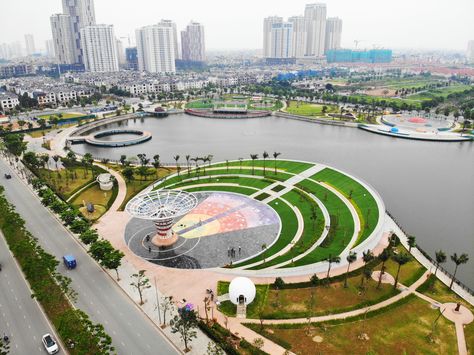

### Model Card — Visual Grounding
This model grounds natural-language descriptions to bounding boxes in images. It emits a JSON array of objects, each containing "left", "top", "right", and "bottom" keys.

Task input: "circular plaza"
[{"left": 123, "top": 159, "right": 386, "bottom": 276}]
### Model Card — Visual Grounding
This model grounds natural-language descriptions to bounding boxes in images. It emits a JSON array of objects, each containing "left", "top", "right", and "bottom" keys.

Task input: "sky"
[{"left": 1, "top": 0, "right": 473, "bottom": 52}]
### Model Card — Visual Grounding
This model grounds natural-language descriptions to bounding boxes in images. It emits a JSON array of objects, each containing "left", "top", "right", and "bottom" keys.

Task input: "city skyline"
[{"left": 1, "top": 0, "right": 473, "bottom": 52}]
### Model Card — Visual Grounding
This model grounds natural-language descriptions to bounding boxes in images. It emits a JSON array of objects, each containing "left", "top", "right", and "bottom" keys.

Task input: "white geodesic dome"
[{"left": 229, "top": 277, "right": 256, "bottom": 305}]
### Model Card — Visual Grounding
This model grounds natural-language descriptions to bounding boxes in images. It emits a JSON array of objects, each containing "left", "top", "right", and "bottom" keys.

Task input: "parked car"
[{"left": 42, "top": 334, "right": 59, "bottom": 354}]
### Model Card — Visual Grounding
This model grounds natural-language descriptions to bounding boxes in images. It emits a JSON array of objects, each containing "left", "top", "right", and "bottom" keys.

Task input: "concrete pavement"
[{"left": 0, "top": 158, "right": 180, "bottom": 355}]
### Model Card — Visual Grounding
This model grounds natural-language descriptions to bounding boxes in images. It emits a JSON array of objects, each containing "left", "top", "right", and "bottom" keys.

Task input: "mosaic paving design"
[{"left": 124, "top": 192, "right": 281, "bottom": 269}]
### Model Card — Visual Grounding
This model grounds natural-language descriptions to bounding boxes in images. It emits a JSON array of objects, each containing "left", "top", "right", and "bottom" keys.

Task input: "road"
[
  {"left": 0, "top": 231, "right": 58, "bottom": 354},
  {"left": 0, "top": 158, "right": 179, "bottom": 355}
]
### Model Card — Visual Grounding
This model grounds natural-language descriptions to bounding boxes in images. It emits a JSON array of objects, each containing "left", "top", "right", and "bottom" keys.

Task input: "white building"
[
  {"left": 116, "top": 38, "right": 126, "bottom": 66},
  {"left": 468, "top": 40, "right": 474, "bottom": 64},
  {"left": 50, "top": 14, "right": 77, "bottom": 64},
  {"left": 0, "top": 91, "right": 19, "bottom": 112},
  {"left": 61, "top": 0, "right": 96, "bottom": 64},
  {"left": 159, "top": 19, "right": 180, "bottom": 60},
  {"left": 80, "top": 25, "right": 119, "bottom": 72},
  {"left": 181, "top": 22, "right": 206, "bottom": 62},
  {"left": 270, "top": 22, "right": 293, "bottom": 58},
  {"left": 24, "top": 34, "right": 36, "bottom": 55},
  {"left": 325, "top": 17, "right": 342, "bottom": 52},
  {"left": 136, "top": 24, "right": 176, "bottom": 73},
  {"left": 263, "top": 16, "right": 283, "bottom": 58},
  {"left": 45, "top": 40, "right": 55, "bottom": 58},
  {"left": 288, "top": 16, "right": 307, "bottom": 58},
  {"left": 304, "top": 3, "right": 326, "bottom": 57}
]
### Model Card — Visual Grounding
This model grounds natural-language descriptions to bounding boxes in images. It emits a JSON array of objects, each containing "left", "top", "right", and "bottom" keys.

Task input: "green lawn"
[
  {"left": 247, "top": 295, "right": 457, "bottom": 355},
  {"left": 291, "top": 180, "right": 354, "bottom": 265},
  {"left": 37, "top": 112, "right": 85, "bottom": 120},
  {"left": 286, "top": 101, "right": 338, "bottom": 117},
  {"left": 184, "top": 100, "right": 214, "bottom": 109},
  {"left": 311, "top": 168, "right": 379, "bottom": 246},
  {"left": 251, "top": 189, "right": 325, "bottom": 269},
  {"left": 71, "top": 182, "right": 116, "bottom": 220},
  {"left": 184, "top": 185, "right": 257, "bottom": 196},
  {"left": 233, "top": 198, "right": 298, "bottom": 268},
  {"left": 210, "top": 159, "right": 314, "bottom": 174}
]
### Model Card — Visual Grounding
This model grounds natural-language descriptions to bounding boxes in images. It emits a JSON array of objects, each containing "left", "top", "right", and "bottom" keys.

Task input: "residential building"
[
  {"left": 181, "top": 22, "right": 206, "bottom": 62},
  {"left": 136, "top": 24, "right": 176, "bottom": 73},
  {"left": 80, "top": 25, "right": 119, "bottom": 72},
  {"left": 270, "top": 22, "right": 293, "bottom": 58},
  {"left": 45, "top": 39, "right": 55, "bottom": 58},
  {"left": 50, "top": 14, "right": 77, "bottom": 64},
  {"left": 24, "top": 34, "right": 36, "bottom": 55},
  {"left": 125, "top": 47, "right": 138, "bottom": 70},
  {"left": 468, "top": 40, "right": 474, "bottom": 63},
  {"left": 0, "top": 91, "right": 19, "bottom": 112},
  {"left": 288, "top": 16, "right": 307, "bottom": 58},
  {"left": 263, "top": 16, "right": 283, "bottom": 58},
  {"left": 0, "top": 63, "right": 35, "bottom": 78},
  {"left": 61, "top": 0, "right": 96, "bottom": 64},
  {"left": 304, "top": 3, "right": 326, "bottom": 57},
  {"left": 325, "top": 17, "right": 342, "bottom": 52},
  {"left": 159, "top": 19, "right": 180, "bottom": 60},
  {"left": 116, "top": 38, "right": 126, "bottom": 66}
]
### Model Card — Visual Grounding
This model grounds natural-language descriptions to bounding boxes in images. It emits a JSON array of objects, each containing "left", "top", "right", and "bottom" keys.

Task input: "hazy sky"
[{"left": 1, "top": 0, "right": 473, "bottom": 52}]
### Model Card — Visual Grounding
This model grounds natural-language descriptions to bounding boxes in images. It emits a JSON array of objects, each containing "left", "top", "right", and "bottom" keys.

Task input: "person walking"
[
  {"left": 227, "top": 247, "right": 230, "bottom": 257},
  {"left": 238, "top": 246, "right": 241, "bottom": 255},
  {"left": 148, "top": 246, "right": 151, "bottom": 253}
]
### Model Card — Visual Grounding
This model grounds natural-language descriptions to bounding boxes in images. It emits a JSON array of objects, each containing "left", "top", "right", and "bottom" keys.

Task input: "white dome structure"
[
  {"left": 97, "top": 173, "right": 113, "bottom": 191},
  {"left": 229, "top": 277, "right": 256, "bottom": 305}
]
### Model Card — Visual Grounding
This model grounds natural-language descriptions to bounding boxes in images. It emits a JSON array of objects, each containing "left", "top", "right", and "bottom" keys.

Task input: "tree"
[
  {"left": 3, "top": 133, "right": 27, "bottom": 157},
  {"left": 360, "top": 249, "right": 374, "bottom": 288},
  {"left": 52, "top": 155, "right": 60, "bottom": 170},
  {"left": 206, "top": 341, "right": 224, "bottom": 355},
  {"left": 252, "top": 338, "right": 264, "bottom": 350},
  {"left": 325, "top": 255, "right": 341, "bottom": 284},
  {"left": 160, "top": 296, "right": 174, "bottom": 326},
  {"left": 170, "top": 303, "right": 198, "bottom": 352},
  {"left": 344, "top": 251, "right": 357, "bottom": 288},
  {"left": 173, "top": 155, "right": 180, "bottom": 176},
  {"left": 434, "top": 250, "right": 446, "bottom": 276},
  {"left": 407, "top": 235, "right": 416, "bottom": 252},
  {"left": 250, "top": 154, "right": 258, "bottom": 175},
  {"left": 377, "top": 249, "right": 391, "bottom": 289},
  {"left": 273, "top": 152, "right": 281, "bottom": 174},
  {"left": 80, "top": 229, "right": 99, "bottom": 245},
  {"left": 310, "top": 273, "right": 319, "bottom": 286},
  {"left": 130, "top": 270, "right": 151, "bottom": 305},
  {"left": 60, "top": 208, "right": 77, "bottom": 226},
  {"left": 122, "top": 167, "right": 134, "bottom": 183},
  {"left": 273, "top": 277, "right": 285, "bottom": 289},
  {"left": 66, "top": 150, "right": 76, "bottom": 164},
  {"left": 102, "top": 249, "right": 125, "bottom": 281},
  {"left": 392, "top": 253, "right": 411, "bottom": 289},
  {"left": 185, "top": 155, "right": 191, "bottom": 175},
  {"left": 262, "top": 151, "right": 269, "bottom": 175},
  {"left": 119, "top": 155, "right": 127, "bottom": 167},
  {"left": 449, "top": 253, "right": 469, "bottom": 289},
  {"left": 89, "top": 239, "right": 114, "bottom": 262}
]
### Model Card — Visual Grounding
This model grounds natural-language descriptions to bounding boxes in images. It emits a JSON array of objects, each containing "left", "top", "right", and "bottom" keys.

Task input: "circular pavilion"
[{"left": 125, "top": 190, "right": 198, "bottom": 247}]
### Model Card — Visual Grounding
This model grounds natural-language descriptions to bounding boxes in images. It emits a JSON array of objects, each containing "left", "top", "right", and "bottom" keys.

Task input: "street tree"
[
  {"left": 170, "top": 304, "right": 198, "bottom": 352},
  {"left": 434, "top": 250, "right": 446, "bottom": 276},
  {"left": 392, "top": 253, "right": 411, "bottom": 289},
  {"left": 344, "top": 251, "right": 357, "bottom": 288},
  {"left": 449, "top": 253, "right": 469, "bottom": 289},
  {"left": 130, "top": 270, "right": 151, "bottom": 305}
]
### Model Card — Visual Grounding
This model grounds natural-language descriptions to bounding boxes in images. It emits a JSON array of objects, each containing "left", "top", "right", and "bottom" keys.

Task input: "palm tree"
[
  {"left": 344, "top": 251, "right": 357, "bottom": 288},
  {"left": 407, "top": 235, "right": 416, "bottom": 252},
  {"left": 273, "top": 152, "right": 281, "bottom": 174},
  {"left": 83, "top": 153, "right": 93, "bottom": 177},
  {"left": 392, "top": 253, "right": 411, "bottom": 289},
  {"left": 185, "top": 154, "right": 191, "bottom": 175},
  {"left": 449, "top": 253, "right": 469, "bottom": 289},
  {"left": 66, "top": 151, "right": 76, "bottom": 164},
  {"left": 250, "top": 154, "right": 258, "bottom": 175},
  {"left": 201, "top": 156, "right": 209, "bottom": 175},
  {"left": 52, "top": 155, "right": 60, "bottom": 171},
  {"left": 325, "top": 255, "right": 341, "bottom": 284},
  {"left": 377, "top": 249, "right": 391, "bottom": 289},
  {"left": 434, "top": 250, "right": 446, "bottom": 276},
  {"left": 360, "top": 249, "right": 374, "bottom": 288},
  {"left": 262, "top": 151, "right": 269, "bottom": 175},
  {"left": 120, "top": 155, "right": 127, "bottom": 167},
  {"left": 238, "top": 157, "right": 243, "bottom": 173},
  {"left": 173, "top": 155, "right": 180, "bottom": 176},
  {"left": 261, "top": 243, "right": 267, "bottom": 263},
  {"left": 207, "top": 154, "right": 213, "bottom": 169}
]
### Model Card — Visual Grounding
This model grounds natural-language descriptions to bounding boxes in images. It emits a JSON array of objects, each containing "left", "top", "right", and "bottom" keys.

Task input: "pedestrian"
[
  {"left": 227, "top": 247, "right": 230, "bottom": 257},
  {"left": 145, "top": 235, "right": 150, "bottom": 242},
  {"left": 238, "top": 246, "right": 241, "bottom": 255},
  {"left": 148, "top": 246, "right": 151, "bottom": 253}
]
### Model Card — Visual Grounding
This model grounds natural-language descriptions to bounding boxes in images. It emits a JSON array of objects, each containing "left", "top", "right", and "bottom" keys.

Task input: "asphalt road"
[
  {"left": 0, "top": 231, "right": 58, "bottom": 354},
  {"left": 0, "top": 158, "right": 179, "bottom": 355}
]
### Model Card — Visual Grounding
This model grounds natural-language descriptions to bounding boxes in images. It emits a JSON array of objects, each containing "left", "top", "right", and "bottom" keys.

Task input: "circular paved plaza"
[{"left": 124, "top": 192, "right": 281, "bottom": 269}]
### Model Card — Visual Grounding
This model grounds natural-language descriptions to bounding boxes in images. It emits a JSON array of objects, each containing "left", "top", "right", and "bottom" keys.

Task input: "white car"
[{"left": 42, "top": 334, "right": 59, "bottom": 354}]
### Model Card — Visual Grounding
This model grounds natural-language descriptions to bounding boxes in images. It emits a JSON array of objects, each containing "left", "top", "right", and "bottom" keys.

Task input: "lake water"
[{"left": 72, "top": 114, "right": 474, "bottom": 288}]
